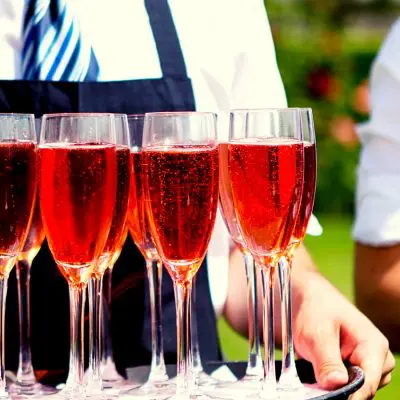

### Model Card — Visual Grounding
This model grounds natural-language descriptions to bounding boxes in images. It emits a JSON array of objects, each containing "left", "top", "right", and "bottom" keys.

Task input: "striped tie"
[{"left": 22, "top": 0, "right": 100, "bottom": 81}]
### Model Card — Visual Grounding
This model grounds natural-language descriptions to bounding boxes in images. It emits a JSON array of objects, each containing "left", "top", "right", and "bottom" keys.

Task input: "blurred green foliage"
[{"left": 265, "top": 1, "right": 399, "bottom": 215}]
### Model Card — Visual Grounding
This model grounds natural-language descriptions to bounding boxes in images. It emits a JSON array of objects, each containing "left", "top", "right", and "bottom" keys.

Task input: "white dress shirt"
[
  {"left": 0, "top": 0, "right": 321, "bottom": 316},
  {"left": 354, "top": 18, "right": 400, "bottom": 246}
]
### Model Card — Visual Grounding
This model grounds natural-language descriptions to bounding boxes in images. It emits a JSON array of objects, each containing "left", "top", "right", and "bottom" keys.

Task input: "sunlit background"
[{"left": 218, "top": 1, "right": 399, "bottom": 398}]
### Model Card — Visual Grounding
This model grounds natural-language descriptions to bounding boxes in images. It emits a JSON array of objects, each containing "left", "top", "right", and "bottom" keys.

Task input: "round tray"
[
  {"left": 125, "top": 360, "right": 364, "bottom": 399},
  {"left": 204, "top": 360, "right": 364, "bottom": 400},
  {"left": 7, "top": 360, "right": 364, "bottom": 399}
]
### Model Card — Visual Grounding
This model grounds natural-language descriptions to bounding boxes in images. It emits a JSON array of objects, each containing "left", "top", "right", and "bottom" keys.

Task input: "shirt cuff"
[
  {"left": 207, "top": 207, "right": 230, "bottom": 317},
  {"left": 306, "top": 213, "right": 323, "bottom": 236},
  {"left": 354, "top": 171, "right": 400, "bottom": 246}
]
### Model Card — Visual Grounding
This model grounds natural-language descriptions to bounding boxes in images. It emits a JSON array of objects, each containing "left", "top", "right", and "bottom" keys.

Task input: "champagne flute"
[
  {"left": 9, "top": 117, "right": 56, "bottom": 397},
  {"left": 278, "top": 108, "right": 316, "bottom": 391},
  {"left": 126, "top": 115, "right": 169, "bottom": 393},
  {"left": 86, "top": 114, "right": 131, "bottom": 396},
  {"left": 39, "top": 113, "right": 117, "bottom": 398},
  {"left": 142, "top": 111, "right": 219, "bottom": 399},
  {"left": 10, "top": 198, "right": 54, "bottom": 396},
  {"left": 227, "top": 109, "right": 304, "bottom": 399},
  {"left": 0, "top": 114, "right": 38, "bottom": 398},
  {"left": 201, "top": 140, "right": 264, "bottom": 398}
]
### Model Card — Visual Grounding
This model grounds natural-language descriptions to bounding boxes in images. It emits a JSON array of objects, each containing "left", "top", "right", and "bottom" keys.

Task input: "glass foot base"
[
  {"left": 121, "top": 381, "right": 175, "bottom": 400},
  {"left": 199, "top": 374, "right": 263, "bottom": 399},
  {"left": 278, "top": 370, "right": 304, "bottom": 391},
  {"left": 85, "top": 387, "right": 121, "bottom": 399},
  {"left": 84, "top": 381, "right": 141, "bottom": 398},
  {"left": 43, "top": 386, "right": 86, "bottom": 400},
  {"left": 9, "top": 382, "right": 57, "bottom": 397},
  {"left": 101, "top": 359, "right": 126, "bottom": 385},
  {"left": 147, "top": 372, "right": 169, "bottom": 386},
  {"left": 193, "top": 371, "right": 217, "bottom": 389},
  {"left": 101, "top": 373, "right": 129, "bottom": 390}
]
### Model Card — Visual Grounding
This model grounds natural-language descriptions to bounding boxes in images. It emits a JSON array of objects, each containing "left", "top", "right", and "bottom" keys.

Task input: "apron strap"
[{"left": 145, "top": 0, "right": 188, "bottom": 77}]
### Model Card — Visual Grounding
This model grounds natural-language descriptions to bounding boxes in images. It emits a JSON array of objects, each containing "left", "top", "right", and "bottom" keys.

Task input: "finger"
[
  {"left": 377, "top": 351, "right": 396, "bottom": 389},
  {"left": 350, "top": 373, "right": 392, "bottom": 400},
  {"left": 379, "top": 372, "right": 392, "bottom": 388},
  {"left": 349, "top": 391, "right": 374, "bottom": 400},
  {"left": 298, "top": 322, "right": 348, "bottom": 390},
  {"left": 383, "top": 351, "right": 396, "bottom": 377},
  {"left": 348, "top": 338, "right": 389, "bottom": 400}
]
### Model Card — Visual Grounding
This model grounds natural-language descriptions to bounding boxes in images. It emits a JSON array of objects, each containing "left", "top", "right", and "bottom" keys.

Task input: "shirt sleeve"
[
  {"left": 353, "top": 18, "right": 400, "bottom": 245},
  {"left": 0, "top": 0, "right": 24, "bottom": 79},
  {"left": 207, "top": 207, "right": 230, "bottom": 318},
  {"left": 307, "top": 214, "right": 323, "bottom": 236},
  {"left": 228, "top": 0, "right": 288, "bottom": 110}
]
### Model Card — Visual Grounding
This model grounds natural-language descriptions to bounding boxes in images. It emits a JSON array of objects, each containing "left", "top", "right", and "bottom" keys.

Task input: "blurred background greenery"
[
  {"left": 269, "top": 0, "right": 400, "bottom": 214},
  {"left": 218, "top": 1, "right": 399, "bottom": 398}
]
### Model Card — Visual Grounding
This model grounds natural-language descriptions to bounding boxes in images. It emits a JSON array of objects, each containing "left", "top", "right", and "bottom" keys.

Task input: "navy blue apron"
[{"left": 0, "top": 0, "right": 221, "bottom": 382}]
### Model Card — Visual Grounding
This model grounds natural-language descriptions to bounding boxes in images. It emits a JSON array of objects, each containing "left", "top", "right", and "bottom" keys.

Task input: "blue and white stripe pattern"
[{"left": 22, "top": 0, "right": 100, "bottom": 81}]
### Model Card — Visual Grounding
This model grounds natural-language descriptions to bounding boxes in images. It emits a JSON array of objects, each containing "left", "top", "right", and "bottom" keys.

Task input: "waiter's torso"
[{"left": 0, "top": 0, "right": 221, "bottom": 379}]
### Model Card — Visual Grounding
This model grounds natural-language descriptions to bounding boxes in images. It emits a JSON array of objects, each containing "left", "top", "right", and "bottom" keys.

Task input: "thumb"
[{"left": 298, "top": 323, "right": 349, "bottom": 390}]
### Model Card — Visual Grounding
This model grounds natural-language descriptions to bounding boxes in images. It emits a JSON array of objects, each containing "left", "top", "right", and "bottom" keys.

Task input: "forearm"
[
  {"left": 223, "top": 246, "right": 254, "bottom": 338},
  {"left": 355, "top": 243, "right": 400, "bottom": 352},
  {"left": 223, "top": 244, "right": 318, "bottom": 344}
]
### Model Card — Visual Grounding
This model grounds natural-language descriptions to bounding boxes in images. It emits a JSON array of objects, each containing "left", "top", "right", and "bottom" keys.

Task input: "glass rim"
[
  {"left": 145, "top": 111, "right": 217, "bottom": 118},
  {"left": 295, "top": 107, "right": 313, "bottom": 115},
  {"left": 127, "top": 114, "right": 144, "bottom": 118},
  {"left": 38, "top": 141, "right": 117, "bottom": 147},
  {"left": 230, "top": 107, "right": 304, "bottom": 114},
  {"left": 41, "top": 113, "right": 117, "bottom": 119},
  {"left": 141, "top": 142, "right": 218, "bottom": 151},
  {"left": 0, "top": 113, "right": 34, "bottom": 118}
]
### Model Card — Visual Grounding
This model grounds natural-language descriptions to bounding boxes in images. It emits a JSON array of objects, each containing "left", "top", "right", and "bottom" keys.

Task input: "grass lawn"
[{"left": 217, "top": 215, "right": 399, "bottom": 399}]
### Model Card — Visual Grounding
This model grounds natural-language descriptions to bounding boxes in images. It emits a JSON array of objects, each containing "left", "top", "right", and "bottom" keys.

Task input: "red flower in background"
[
  {"left": 306, "top": 66, "right": 341, "bottom": 101},
  {"left": 330, "top": 116, "right": 359, "bottom": 148},
  {"left": 352, "top": 80, "right": 370, "bottom": 115}
]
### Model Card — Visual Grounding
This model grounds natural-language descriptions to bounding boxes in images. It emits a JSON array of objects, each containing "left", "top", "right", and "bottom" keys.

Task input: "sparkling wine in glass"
[
  {"left": 86, "top": 114, "right": 131, "bottom": 396},
  {"left": 0, "top": 114, "right": 38, "bottom": 398},
  {"left": 39, "top": 114, "right": 117, "bottom": 398},
  {"left": 142, "top": 112, "right": 219, "bottom": 399},
  {"left": 228, "top": 109, "right": 304, "bottom": 399},
  {"left": 278, "top": 108, "right": 316, "bottom": 391},
  {"left": 126, "top": 115, "right": 169, "bottom": 392}
]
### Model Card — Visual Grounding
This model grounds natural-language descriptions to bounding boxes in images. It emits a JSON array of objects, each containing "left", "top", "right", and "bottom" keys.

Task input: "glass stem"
[
  {"left": 261, "top": 267, "right": 277, "bottom": 399},
  {"left": 66, "top": 284, "right": 86, "bottom": 396},
  {"left": 16, "top": 260, "right": 37, "bottom": 386},
  {"left": 102, "top": 268, "right": 113, "bottom": 365},
  {"left": 174, "top": 281, "right": 192, "bottom": 397},
  {"left": 243, "top": 252, "right": 263, "bottom": 379},
  {"left": 101, "top": 268, "right": 124, "bottom": 384},
  {"left": 278, "top": 257, "right": 302, "bottom": 388},
  {"left": 191, "top": 276, "right": 202, "bottom": 375},
  {"left": 88, "top": 276, "right": 103, "bottom": 392},
  {"left": 147, "top": 258, "right": 168, "bottom": 382},
  {"left": 0, "top": 277, "right": 8, "bottom": 396}
]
